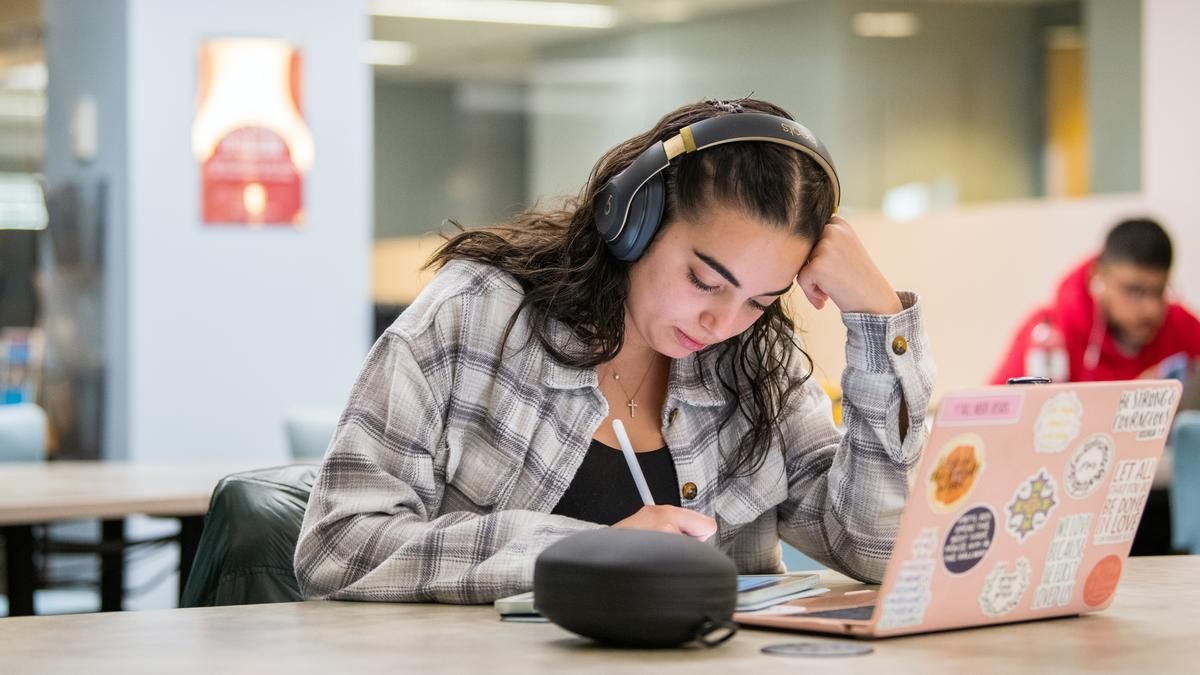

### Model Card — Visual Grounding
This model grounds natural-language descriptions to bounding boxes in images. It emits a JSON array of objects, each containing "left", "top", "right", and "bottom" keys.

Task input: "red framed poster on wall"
[{"left": 192, "top": 38, "right": 314, "bottom": 226}]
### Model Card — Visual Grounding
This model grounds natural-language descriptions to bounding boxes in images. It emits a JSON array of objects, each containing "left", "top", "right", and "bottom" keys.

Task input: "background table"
[
  {"left": 0, "top": 556, "right": 1193, "bottom": 674},
  {"left": 0, "top": 461, "right": 270, "bottom": 616}
]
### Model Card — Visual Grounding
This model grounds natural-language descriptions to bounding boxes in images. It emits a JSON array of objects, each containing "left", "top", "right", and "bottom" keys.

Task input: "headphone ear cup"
[{"left": 611, "top": 174, "right": 665, "bottom": 262}]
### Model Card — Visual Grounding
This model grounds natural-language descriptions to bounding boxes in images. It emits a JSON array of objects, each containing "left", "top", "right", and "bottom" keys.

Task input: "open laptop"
[{"left": 736, "top": 379, "right": 1182, "bottom": 638}]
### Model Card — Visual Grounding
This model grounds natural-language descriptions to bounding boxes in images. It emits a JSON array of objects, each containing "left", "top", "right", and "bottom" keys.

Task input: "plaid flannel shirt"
[{"left": 295, "top": 260, "right": 935, "bottom": 603}]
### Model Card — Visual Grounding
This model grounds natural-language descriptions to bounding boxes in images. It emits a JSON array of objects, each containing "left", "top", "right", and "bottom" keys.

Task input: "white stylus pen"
[{"left": 611, "top": 419, "right": 656, "bottom": 506}]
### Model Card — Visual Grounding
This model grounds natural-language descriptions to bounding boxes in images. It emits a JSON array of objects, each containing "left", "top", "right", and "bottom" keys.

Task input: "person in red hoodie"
[{"left": 991, "top": 218, "right": 1200, "bottom": 385}]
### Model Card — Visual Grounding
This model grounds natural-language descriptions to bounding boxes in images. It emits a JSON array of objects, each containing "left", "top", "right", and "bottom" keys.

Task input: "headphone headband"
[{"left": 594, "top": 113, "right": 840, "bottom": 261}]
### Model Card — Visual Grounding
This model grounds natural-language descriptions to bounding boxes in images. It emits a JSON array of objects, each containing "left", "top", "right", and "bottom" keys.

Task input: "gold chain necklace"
[{"left": 608, "top": 356, "right": 658, "bottom": 419}]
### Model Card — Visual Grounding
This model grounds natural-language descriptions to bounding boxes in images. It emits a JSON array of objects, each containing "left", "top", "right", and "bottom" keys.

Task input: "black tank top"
[{"left": 551, "top": 439, "right": 682, "bottom": 525}]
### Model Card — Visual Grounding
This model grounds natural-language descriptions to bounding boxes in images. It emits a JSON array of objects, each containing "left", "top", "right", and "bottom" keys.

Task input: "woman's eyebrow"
[{"left": 694, "top": 250, "right": 792, "bottom": 296}]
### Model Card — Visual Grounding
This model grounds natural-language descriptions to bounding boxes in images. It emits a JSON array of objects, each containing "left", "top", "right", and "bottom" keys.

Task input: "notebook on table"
[
  {"left": 736, "top": 379, "right": 1182, "bottom": 638},
  {"left": 495, "top": 572, "right": 823, "bottom": 620}
]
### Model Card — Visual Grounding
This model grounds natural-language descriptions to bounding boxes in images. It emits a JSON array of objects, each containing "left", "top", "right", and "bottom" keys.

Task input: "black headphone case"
[{"left": 533, "top": 529, "right": 738, "bottom": 648}]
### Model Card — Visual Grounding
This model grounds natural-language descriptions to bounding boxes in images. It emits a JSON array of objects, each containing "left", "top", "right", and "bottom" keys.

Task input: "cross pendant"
[{"left": 626, "top": 400, "right": 638, "bottom": 418}]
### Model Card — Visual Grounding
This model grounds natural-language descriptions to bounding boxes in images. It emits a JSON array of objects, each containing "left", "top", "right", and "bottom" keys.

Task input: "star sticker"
[{"left": 1008, "top": 471, "right": 1057, "bottom": 541}]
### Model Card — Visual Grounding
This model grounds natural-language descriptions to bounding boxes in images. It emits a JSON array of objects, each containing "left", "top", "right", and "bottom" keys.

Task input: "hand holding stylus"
[{"left": 610, "top": 419, "right": 717, "bottom": 541}]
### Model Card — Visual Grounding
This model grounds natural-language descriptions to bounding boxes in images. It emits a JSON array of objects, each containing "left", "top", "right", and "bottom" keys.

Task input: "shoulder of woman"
[{"left": 387, "top": 259, "right": 527, "bottom": 341}]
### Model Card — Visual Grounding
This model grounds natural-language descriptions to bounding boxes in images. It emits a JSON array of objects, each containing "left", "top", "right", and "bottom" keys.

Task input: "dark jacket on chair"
[{"left": 181, "top": 464, "right": 317, "bottom": 607}]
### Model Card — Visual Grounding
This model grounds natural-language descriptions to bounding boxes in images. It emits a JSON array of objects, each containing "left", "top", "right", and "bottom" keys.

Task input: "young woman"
[{"left": 295, "top": 98, "right": 934, "bottom": 603}]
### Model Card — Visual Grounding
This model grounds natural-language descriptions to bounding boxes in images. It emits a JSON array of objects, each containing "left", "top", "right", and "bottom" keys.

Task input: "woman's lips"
[{"left": 675, "top": 327, "right": 707, "bottom": 352}]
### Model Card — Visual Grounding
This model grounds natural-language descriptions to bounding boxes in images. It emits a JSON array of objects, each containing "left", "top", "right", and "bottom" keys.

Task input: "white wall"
[
  {"left": 125, "top": 0, "right": 372, "bottom": 463},
  {"left": 1143, "top": 0, "right": 1200, "bottom": 304}
]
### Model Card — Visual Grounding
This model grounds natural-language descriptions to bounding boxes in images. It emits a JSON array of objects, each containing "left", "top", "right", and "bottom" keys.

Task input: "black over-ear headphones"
[{"left": 593, "top": 112, "right": 841, "bottom": 262}]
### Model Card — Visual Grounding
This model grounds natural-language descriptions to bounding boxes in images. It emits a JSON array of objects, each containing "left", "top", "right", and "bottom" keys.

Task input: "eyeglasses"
[{"left": 1117, "top": 282, "right": 1167, "bottom": 302}]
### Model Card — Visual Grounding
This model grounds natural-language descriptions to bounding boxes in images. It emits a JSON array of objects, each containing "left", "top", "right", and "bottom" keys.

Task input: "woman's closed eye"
[
  {"left": 687, "top": 268, "right": 719, "bottom": 293},
  {"left": 688, "top": 269, "right": 771, "bottom": 312}
]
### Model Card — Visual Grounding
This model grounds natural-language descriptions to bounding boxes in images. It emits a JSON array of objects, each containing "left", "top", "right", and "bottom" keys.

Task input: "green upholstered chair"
[{"left": 180, "top": 463, "right": 317, "bottom": 607}]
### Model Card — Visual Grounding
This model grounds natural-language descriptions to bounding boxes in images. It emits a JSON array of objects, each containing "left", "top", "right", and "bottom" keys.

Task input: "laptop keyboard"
[{"left": 804, "top": 605, "right": 876, "bottom": 621}]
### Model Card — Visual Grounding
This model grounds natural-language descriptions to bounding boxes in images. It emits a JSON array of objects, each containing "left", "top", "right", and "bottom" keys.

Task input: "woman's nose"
[{"left": 699, "top": 306, "right": 737, "bottom": 341}]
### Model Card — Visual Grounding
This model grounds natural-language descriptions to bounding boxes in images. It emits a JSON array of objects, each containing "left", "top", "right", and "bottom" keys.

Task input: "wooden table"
[
  {"left": 0, "top": 556, "right": 1192, "bottom": 674},
  {"left": 0, "top": 461, "right": 267, "bottom": 616}
]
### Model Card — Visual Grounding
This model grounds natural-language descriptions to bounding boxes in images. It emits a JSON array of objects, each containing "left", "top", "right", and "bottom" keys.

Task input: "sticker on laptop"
[
  {"left": 1112, "top": 387, "right": 1177, "bottom": 440},
  {"left": 1093, "top": 458, "right": 1157, "bottom": 545},
  {"left": 942, "top": 505, "right": 995, "bottom": 575},
  {"left": 927, "top": 434, "right": 986, "bottom": 513},
  {"left": 1083, "top": 555, "right": 1123, "bottom": 607},
  {"left": 1034, "top": 392, "right": 1083, "bottom": 454},
  {"left": 1032, "top": 513, "right": 1093, "bottom": 609},
  {"left": 938, "top": 392, "right": 1024, "bottom": 426},
  {"left": 979, "top": 558, "right": 1032, "bottom": 617},
  {"left": 1064, "top": 433, "right": 1114, "bottom": 499},
  {"left": 1006, "top": 469, "right": 1058, "bottom": 541},
  {"left": 877, "top": 527, "right": 938, "bottom": 630}
]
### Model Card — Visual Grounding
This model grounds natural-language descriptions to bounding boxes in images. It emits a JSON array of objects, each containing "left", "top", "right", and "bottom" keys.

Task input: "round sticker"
[
  {"left": 942, "top": 505, "right": 996, "bottom": 574},
  {"left": 1083, "top": 555, "right": 1123, "bottom": 607},
  {"left": 1065, "top": 433, "right": 1114, "bottom": 499},
  {"left": 928, "top": 433, "right": 986, "bottom": 513},
  {"left": 761, "top": 641, "right": 875, "bottom": 658}
]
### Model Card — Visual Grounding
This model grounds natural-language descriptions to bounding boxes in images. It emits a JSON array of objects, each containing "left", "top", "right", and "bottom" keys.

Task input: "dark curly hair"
[{"left": 426, "top": 98, "right": 836, "bottom": 480}]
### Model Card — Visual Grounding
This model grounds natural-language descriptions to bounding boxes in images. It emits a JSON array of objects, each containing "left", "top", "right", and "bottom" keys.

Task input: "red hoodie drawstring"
[{"left": 1084, "top": 295, "right": 1106, "bottom": 376}]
